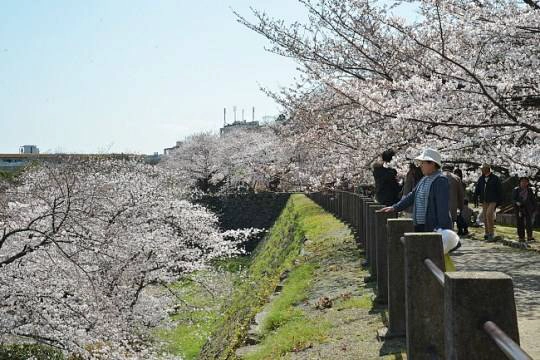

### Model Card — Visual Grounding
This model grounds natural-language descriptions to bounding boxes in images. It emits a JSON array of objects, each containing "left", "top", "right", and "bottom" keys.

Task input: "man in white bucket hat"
[
  {"left": 414, "top": 148, "right": 442, "bottom": 168},
  {"left": 382, "top": 148, "right": 460, "bottom": 266},
  {"left": 381, "top": 148, "right": 452, "bottom": 232}
]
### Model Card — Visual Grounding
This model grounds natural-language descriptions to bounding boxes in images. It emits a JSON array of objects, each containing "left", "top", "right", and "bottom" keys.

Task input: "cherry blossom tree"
[
  {"left": 0, "top": 158, "right": 251, "bottom": 358},
  {"left": 235, "top": 0, "right": 540, "bottom": 187},
  {"left": 162, "top": 126, "right": 294, "bottom": 193}
]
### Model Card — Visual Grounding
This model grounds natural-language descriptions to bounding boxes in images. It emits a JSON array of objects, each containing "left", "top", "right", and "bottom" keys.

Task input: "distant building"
[
  {"left": 164, "top": 141, "right": 183, "bottom": 155},
  {"left": 19, "top": 145, "right": 39, "bottom": 154},
  {"left": 220, "top": 120, "right": 260, "bottom": 136}
]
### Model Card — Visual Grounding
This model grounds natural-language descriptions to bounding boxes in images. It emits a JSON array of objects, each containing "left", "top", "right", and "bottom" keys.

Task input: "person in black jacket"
[
  {"left": 372, "top": 149, "right": 401, "bottom": 206},
  {"left": 512, "top": 177, "right": 537, "bottom": 242},
  {"left": 474, "top": 164, "right": 502, "bottom": 242}
]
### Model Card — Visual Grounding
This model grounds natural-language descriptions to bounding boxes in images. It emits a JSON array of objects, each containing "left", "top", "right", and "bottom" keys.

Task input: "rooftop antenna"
[
  {"left": 242, "top": 108, "right": 245, "bottom": 122},
  {"left": 223, "top": 107, "right": 226, "bottom": 126},
  {"left": 252, "top": 106, "right": 255, "bottom": 122},
  {"left": 233, "top": 106, "right": 237, "bottom": 122}
]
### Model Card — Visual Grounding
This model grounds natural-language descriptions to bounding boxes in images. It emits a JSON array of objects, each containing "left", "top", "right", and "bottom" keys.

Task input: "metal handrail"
[
  {"left": 483, "top": 321, "right": 533, "bottom": 360},
  {"left": 423, "top": 258, "right": 445, "bottom": 286}
]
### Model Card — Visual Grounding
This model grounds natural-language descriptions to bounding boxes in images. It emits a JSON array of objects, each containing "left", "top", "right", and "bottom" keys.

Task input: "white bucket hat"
[{"left": 415, "top": 148, "right": 442, "bottom": 167}]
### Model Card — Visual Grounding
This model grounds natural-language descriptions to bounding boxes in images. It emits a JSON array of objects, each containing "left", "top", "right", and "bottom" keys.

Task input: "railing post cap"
[
  {"left": 404, "top": 232, "right": 442, "bottom": 238},
  {"left": 387, "top": 218, "right": 413, "bottom": 224},
  {"left": 445, "top": 272, "right": 513, "bottom": 280}
]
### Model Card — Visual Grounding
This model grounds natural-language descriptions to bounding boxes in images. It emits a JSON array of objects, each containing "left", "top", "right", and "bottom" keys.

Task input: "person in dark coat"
[
  {"left": 457, "top": 199, "right": 474, "bottom": 236},
  {"left": 401, "top": 162, "right": 423, "bottom": 214},
  {"left": 512, "top": 177, "right": 537, "bottom": 242},
  {"left": 474, "top": 164, "right": 502, "bottom": 242},
  {"left": 442, "top": 165, "right": 465, "bottom": 226},
  {"left": 372, "top": 149, "right": 401, "bottom": 206}
]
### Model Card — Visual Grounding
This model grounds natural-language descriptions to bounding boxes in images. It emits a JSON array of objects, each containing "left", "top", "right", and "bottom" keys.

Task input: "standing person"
[
  {"left": 381, "top": 148, "right": 455, "bottom": 269},
  {"left": 443, "top": 165, "right": 465, "bottom": 229},
  {"left": 401, "top": 162, "right": 423, "bottom": 215},
  {"left": 474, "top": 164, "right": 502, "bottom": 242},
  {"left": 453, "top": 168, "right": 464, "bottom": 182},
  {"left": 453, "top": 167, "right": 468, "bottom": 233},
  {"left": 372, "top": 149, "right": 401, "bottom": 206},
  {"left": 512, "top": 177, "right": 537, "bottom": 242},
  {"left": 402, "top": 162, "right": 423, "bottom": 197},
  {"left": 381, "top": 148, "right": 452, "bottom": 232}
]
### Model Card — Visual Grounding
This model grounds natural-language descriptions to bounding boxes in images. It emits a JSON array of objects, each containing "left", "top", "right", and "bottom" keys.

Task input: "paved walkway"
[{"left": 452, "top": 237, "right": 540, "bottom": 358}]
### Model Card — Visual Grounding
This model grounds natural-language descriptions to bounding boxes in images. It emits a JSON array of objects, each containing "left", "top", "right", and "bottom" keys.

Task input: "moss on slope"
[{"left": 198, "top": 194, "right": 319, "bottom": 360}]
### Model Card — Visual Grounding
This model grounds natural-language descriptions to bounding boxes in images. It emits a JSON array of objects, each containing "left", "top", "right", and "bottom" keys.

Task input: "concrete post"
[
  {"left": 375, "top": 211, "right": 397, "bottom": 304},
  {"left": 356, "top": 196, "right": 365, "bottom": 248},
  {"left": 368, "top": 204, "right": 384, "bottom": 277},
  {"left": 349, "top": 193, "right": 354, "bottom": 222},
  {"left": 363, "top": 200, "right": 376, "bottom": 267},
  {"left": 350, "top": 194, "right": 357, "bottom": 243},
  {"left": 339, "top": 191, "right": 344, "bottom": 219},
  {"left": 444, "top": 272, "right": 520, "bottom": 360},
  {"left": 351, "top": 194, "right": 356, "bottom": 228},
  {"left": 341, "top": 191, "right": 349, "bottom": 222},
  {"left": 404, "top": 232, "right": 445, "bottom": 359},
  {"left": 347, "top": 192, "right": 352, "bottom": 223},
  {"left": 386, "top": 219, "right": 414, "bottom": 337}
]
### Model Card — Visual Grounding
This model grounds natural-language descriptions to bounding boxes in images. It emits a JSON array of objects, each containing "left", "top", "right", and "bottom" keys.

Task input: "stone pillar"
[
  {"left": 356, "top": 196, "right": 365, "bottom": 248},
  {"left": 341, "top": 191, "right": 349, "bottom": 223},
  {"left": 345, "top": 192, "right": 353, "bottom": 226},
  {"left": 363, "top": 200, "right": 376, "bottom": 267},
  {"left": 351, "top": 194, "right": 358, "bottom": 243},
  {"left": 444, "top": 272, "right": 520, "bottom": 360},
  {"left": 404, "top": 232, "right": 445, "bottom": 359},
  {"left": 375, "top": 211, "right": 397, "bottom": 304},
  {"left": 368, "top": 204, "right": 384, "bottom": 277},
  {"left": 352, "top": 194, "right": 356, "bottom": 227},
  {"left": 386, "top": 218, "right": 414, "bottom": 337},
  {"left": 339, "top": 191, "right": 344, "bottom": 219}
]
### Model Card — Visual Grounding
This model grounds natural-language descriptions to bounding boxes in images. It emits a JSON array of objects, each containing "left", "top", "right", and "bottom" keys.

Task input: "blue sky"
[
  {"left": 0, "top": 1, "right": 416, "bottom": 155},
  {"left": 0, "top": 1, "right": 310, "bottom": 154}
]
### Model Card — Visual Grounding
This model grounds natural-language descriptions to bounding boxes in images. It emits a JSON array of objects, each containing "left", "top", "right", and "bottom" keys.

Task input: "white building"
[{"left": 19, "top": 145, "right": 39, "bottom": 154}]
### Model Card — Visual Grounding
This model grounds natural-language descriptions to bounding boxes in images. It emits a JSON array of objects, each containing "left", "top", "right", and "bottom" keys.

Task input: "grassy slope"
[
  {"left": 200, "top": 194, "right": 405, "bottom": 359},
  {"left": 198, "top": 194, "right": 315, "bottom": 360},
  {"left": 239, "top": 195, "right": 406, "bottom": 360},
  {"left": 240, "top": 197, "right": 345, "bottom": 360},
  {"left": 156, "top": 257, "right": 251, "bottom": 359}
]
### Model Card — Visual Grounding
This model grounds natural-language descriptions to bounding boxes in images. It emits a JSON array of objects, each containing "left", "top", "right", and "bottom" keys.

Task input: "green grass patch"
[
  {"left": 243, "top": 318, "right": 330, "bottom": 360},
  {"left": 212, "top": 256, "right": 251, "bottom": 273},
  {"left": 158, "top": 313, "right": 219, "bottom": 359},
  {"left": 157, "top": 276, "right": 223, "bottom": 359},
  {"left": 261, "top": 263, "right": 315, "bottom": 333},
  {"left": 158, "top": 258, "right": 246, "bottom": 359},
  {"left": 335, "top": 294, "right": 373, "bottom": 311}
]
